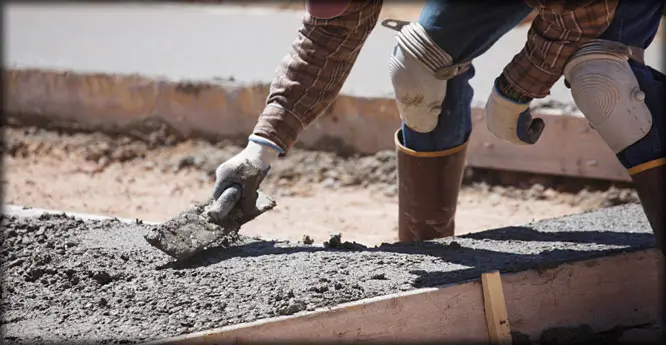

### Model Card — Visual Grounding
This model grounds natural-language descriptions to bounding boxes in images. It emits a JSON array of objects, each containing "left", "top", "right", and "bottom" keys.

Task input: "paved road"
[{"left": 5, "top": 3, "right": 664, "bottom": 105}]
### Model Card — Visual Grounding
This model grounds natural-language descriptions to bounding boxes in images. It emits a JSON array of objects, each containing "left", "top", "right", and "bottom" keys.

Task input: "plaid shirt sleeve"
[
  {"left": 500, "top": 0, "right": 618, "bottom": 100},
  {"left": 252, "top": 0, "right": 383, "bottom": 153}
]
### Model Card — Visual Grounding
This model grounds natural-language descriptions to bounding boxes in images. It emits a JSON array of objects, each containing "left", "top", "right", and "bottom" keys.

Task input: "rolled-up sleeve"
[
  {"left": 501, "top": 0, "right": 618, "bottom": 99},
  {"left": 253, "top": 0, "right": 383, "bottom": 153}
]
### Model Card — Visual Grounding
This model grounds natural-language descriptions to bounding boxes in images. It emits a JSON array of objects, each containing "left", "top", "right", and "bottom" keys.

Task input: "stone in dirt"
[
  {"left": 0, "top": 204, "right": 658, "bottom": 345},
  {"left": 143, "top": 190, "right": 276, "bottom": 261},
  {"left": 323, "top": 232, "right": 367, "bottom": 250},
  {"left": 301, "top": 234, "right": 314, "bottom": 245}
]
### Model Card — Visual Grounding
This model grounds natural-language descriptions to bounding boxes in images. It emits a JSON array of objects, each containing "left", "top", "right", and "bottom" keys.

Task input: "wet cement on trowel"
[
  {"left": 0, "top": 204, "right": 658, "bottom": 344},
  {"left": 143, "top": 190, "right": 276, "bottom": 261}
]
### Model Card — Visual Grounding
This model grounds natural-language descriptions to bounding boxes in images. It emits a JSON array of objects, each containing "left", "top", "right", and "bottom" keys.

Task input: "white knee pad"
[
  {"left": 564, "top": 40, "right": 653, "bottom": 153},
  {"left": 383, "top": 20, "right": 471, "bottom": 133}
]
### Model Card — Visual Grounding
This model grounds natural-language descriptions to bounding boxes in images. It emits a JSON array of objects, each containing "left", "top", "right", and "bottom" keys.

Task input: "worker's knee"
[
  {"left": 615, "top": 62, "right": 665, "bottom": 172},
  {"left": 400, "top": 66, "right": 475, "bottom": 152},
  {"left": 565, "top": 39, "right": 665, "bottom": 172},
  {"left": 564, "top": 39, "right": 654, "bottom": 155},
  {"left": 387, "top": 21, "right": 472, "bottom": 134}
]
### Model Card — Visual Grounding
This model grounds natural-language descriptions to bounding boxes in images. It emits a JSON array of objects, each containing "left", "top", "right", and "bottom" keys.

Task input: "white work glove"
[
  {"left": 485, "top": 84, "right": 545, "bottom": 145},
  {"left": 206, "top": 135, "right": 282, "bottom": 222}
]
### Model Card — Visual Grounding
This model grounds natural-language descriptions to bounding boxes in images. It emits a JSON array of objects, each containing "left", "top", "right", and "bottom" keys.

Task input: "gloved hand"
[
  {"left": 485, "top": 78, "right": 545, "bottom": 145},
  {"left": 206, "top": 135, "right": 283, "bottom": 222}
]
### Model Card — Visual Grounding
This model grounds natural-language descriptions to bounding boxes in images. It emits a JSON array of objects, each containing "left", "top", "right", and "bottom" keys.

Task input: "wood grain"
[{"left": 482, "top": 271, "right": 513, "bottom": 345}]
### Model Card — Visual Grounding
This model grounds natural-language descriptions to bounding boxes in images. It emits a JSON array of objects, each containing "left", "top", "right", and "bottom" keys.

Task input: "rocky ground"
[{"left": 1, "top": 125, "right": 640, "bottom": 246}]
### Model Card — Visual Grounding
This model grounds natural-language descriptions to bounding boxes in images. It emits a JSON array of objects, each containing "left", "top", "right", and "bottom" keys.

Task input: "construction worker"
[{"left": 208, "top": 0, "right": 665, "bottom": 253}]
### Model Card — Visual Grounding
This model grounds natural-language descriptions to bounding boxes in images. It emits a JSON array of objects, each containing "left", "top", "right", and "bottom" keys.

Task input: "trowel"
[{"left": 143, "top": 184, "right": 276, "bottom": 261}]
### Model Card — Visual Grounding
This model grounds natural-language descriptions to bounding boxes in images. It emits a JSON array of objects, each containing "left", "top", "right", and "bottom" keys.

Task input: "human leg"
[
  {"left": 385, "top": 0, "right": 533, "bottom": 241},
  {"left": 564, "top": 0, "right": 665, "bottom": 254}
]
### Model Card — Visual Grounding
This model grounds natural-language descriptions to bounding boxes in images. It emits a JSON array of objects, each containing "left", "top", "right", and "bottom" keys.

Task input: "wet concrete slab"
[{"left": 0, "top": 203, "right": 659, "bottom": 344}]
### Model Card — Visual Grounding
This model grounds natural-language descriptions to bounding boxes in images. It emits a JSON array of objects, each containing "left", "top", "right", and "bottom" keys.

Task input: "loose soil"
[
  {"left": 1, "top": 126, "right": 639, "bottom": 247},
  {"left": 0, "top": 204, "right": 657, "bottom": 344}
]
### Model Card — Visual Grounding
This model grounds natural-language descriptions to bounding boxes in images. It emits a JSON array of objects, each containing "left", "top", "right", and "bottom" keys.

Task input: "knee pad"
[
  {"left": 382, "top": 19, "right": 472, "bottom": 133},
  {"left": 564, "top": 39, "right": 653, "bottom": 153}
]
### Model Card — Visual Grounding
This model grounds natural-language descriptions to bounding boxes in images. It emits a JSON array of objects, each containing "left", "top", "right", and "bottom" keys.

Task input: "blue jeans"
[
  {"left": 402, "top": 0, "right": 533, "bottom": 152},
  {"left": 600, "top": 0, "right": 665, "bottom": 169}
]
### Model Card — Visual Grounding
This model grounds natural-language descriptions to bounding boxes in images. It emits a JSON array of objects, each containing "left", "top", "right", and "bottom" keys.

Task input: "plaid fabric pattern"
[
  {"left": 502, "top": 0, "right": 618, "bottom": 99},
  {"left": 253, "top": 0, "right": 383, "bottom": 152},
  {"left": 523, "top": 0, "right": 600, "bottom": 13},
  {"left": 254, "top": 0, "right": 618, "bottom": 152}
]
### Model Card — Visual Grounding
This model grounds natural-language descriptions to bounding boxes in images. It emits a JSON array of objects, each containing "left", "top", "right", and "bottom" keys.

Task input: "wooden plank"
[
  {"left": 141, "top": 249, "right": 660, "bottom": 345},
  {"left": 142, "top": 283, "right": 488, "bottom": 344},
  {"left": 467, "top": 108, "right": 630, "bottom": 182},
  {"left": 502, "top": 249, "right": 663, "bottom": 341},
  {"left": 303, "top": 96, "right": 631, "bottom": 182},
  {"left": 482, "top": 271, "right": 513, "bottom": 345},
  {"left": 5, "top": 68, "right": 630, "bottom": 182}
]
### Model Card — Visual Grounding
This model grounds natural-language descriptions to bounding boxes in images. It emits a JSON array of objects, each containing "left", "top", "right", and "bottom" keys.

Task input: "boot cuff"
[{"left": 394, "top": 128, "right": 468, "bottom": 158}]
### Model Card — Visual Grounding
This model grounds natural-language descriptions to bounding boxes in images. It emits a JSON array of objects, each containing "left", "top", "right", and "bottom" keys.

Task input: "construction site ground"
[
  {"left": 1, "top": 200, "right": 660, "bottom": 344},
  {"left": 1, "top": 127, "right": 659, "bottom": 344},
  {"left": 2, "top": 125, "right": 640, "bottom": 246},
  {"left": 2, "top": 3, "right": 664, "bottom": 344}
]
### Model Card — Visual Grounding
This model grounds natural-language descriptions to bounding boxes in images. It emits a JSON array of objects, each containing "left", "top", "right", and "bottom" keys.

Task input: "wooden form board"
[
  {"left": 4, "top": 68, "right": 630, "bottom": 182},
  {"left": 482, "top": 271, "right": 512, "bottom": 345},
  {"left": 467, "top": 108, "right": 630, "bottom": 182},
  {"left": 142, "top": 249, "right": 661, "bottom": 345}
]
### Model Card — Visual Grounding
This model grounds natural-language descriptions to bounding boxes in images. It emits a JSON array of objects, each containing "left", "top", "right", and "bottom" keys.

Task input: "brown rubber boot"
[
  {"left": 395, "top": 129, "right": 468, "bottom": 242},
  {"left": 628, "top": 159, "right": 666, "bottom": 254}
]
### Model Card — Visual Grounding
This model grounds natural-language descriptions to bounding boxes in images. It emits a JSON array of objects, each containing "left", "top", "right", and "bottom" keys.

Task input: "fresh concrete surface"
[
  {"left": 0, "top": 203, "right": 660, "bottom": 344},
  {"left": 5, "top": 3, "right": 664, "bottom": 106}
]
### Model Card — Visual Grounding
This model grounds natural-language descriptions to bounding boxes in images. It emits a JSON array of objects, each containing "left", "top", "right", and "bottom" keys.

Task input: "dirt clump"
[
  {"left": 323, "top": 232, "right": 367, "bottom": 250},
  {"left": 301, "top": 235, "right": 314, "bottom": 245}
]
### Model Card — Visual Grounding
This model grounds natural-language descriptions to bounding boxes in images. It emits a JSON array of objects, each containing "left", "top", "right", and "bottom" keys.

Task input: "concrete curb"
[
  {"left": 142, "top": 249, "right": 662, "bottom": 345},
  {"left": 4, "top": 68, "right": 630, "bottom": 182}
]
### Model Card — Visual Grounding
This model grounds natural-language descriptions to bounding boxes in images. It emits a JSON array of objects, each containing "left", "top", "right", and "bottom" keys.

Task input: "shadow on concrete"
[
  {"left": 161, "top": 225, "right": 658, "bottom": 285},
  {"left": 460, "top": 226, "right": 655, "bottom": 246},
  {"left": 375, "top": 232, "right": 657, "bottom": 288}
]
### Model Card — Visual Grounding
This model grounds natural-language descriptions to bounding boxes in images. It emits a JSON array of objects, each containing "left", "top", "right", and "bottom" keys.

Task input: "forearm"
[
  {"left": 502, "top": 0, "right": 619, "bottom": 100},
  {"left": 253, "top": 0, "right": 383, "bottom": 153}
]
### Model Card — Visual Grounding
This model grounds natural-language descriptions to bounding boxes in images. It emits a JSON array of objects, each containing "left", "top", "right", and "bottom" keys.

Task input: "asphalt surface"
[
  {"left": 1, "top": 203, "right": 658, "bottom": 344},
  {"left": 5, "top": 4, "right": 664, "bottom": 107}
]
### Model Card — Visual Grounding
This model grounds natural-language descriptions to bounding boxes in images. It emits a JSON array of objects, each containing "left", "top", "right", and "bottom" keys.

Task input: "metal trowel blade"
[{"left": 143, "top": 191, "right": 276, "bottom": 261}]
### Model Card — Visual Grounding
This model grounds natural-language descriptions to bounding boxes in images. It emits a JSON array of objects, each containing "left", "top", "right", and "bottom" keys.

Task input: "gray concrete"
[
  {"left": 0, "top": 203, "right": 658, "bottom": 344},
  {"left": 5, "top": 3, "right": 664, "bottom": 107}
]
